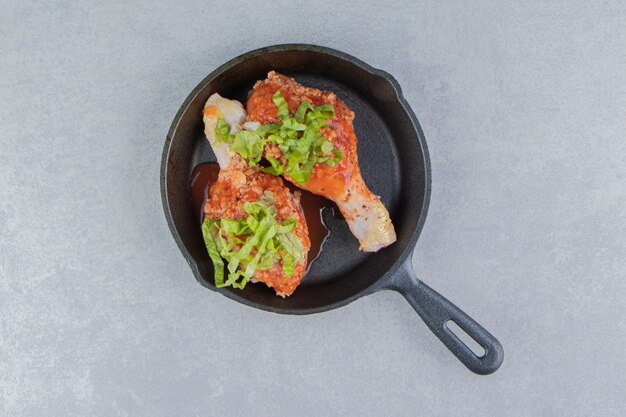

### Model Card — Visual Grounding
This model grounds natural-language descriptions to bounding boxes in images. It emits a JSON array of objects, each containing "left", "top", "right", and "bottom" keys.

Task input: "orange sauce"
[{"left": 203, "top": 105, "right": 221, "bottom": 117}]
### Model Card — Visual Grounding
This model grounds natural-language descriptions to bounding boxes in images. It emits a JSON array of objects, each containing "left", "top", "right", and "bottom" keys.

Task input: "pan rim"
[{"left": 160, "top": 43, "right": 432, "bottom": 314}]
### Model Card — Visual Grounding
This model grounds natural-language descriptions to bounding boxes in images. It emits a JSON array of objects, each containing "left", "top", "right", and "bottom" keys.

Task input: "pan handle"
[{"left": 388, "top": 263, "right": 504, "bottom": 374}]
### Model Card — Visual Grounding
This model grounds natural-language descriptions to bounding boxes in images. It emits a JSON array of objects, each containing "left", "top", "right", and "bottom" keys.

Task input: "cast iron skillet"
[{"left": 161, "top": 44, "right": 504, "bottom": 374}]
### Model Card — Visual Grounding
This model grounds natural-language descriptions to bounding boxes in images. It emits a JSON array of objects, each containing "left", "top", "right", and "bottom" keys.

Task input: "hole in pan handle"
[{"left": 391, "top": 263, "right": 504, "bottom": 374}]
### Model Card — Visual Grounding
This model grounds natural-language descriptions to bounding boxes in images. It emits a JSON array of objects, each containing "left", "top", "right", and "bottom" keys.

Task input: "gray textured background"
[{"left": 2, "top": 1, "right": 625, "bottom": 416}]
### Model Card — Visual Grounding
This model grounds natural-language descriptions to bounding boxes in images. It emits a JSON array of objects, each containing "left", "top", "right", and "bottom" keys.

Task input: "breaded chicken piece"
[
  {"left": 246, "top": 72, "right": 396, "bottom": 252},
  {"left": 203, "top": 94, "right": 310, "bottom": 296}
]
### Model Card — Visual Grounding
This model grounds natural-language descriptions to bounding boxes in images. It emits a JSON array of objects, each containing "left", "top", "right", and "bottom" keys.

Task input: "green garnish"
[
  {"left": 201, "top": 193, "right": 304, "bottom": 289},
  {"left": 215, "top": 118, "right": 231, "bottom": 143},
  {"left": 214, "top": 91, "right": 343, "bottom": 184},
  {"left": 232, "top": 131, "right": 264, "bottom": 164}
]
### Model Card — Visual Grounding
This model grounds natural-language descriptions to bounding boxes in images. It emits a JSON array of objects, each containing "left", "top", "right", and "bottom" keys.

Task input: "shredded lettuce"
[
  {"left": 214, "top": 118, "right": 231, "bottom": 143},
  {"left": 232, "top": 131, "right": 264, "bottom": 164},
  {"left": 214, "top": 91, "right": 343, "bottom": 184},
  {"left": 272, "top": 90, "right": 290, "bottom": 119},
  {"left": 201, "top": 193, "right": 304, "bottom": 290},
  {"left": 202, "top": 220, "right": 225, "bottom": 287}
]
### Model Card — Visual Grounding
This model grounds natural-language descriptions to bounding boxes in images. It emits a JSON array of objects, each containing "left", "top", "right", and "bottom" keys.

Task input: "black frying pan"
[{"left": 161, "top": 44, "right": 503, "bottom": 374}]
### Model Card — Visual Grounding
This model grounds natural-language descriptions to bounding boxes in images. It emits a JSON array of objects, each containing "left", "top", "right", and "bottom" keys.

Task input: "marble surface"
[{"left": 1, "top": 1, "right": 625, "bottom": 415}]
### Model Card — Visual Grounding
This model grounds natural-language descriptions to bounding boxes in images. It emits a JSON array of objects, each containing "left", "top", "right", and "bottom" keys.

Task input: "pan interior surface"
[{"left": 163, "top": 46, "right": 429, "bottom": 313}]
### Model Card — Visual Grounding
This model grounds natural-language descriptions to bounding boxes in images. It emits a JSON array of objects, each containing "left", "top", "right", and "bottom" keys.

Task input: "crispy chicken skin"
[
  {"left": 247, "top": 71, "right": 396, "bottom": 252},
  {"left": 203, "top": 93, "right": 310, "bottom": 297}
]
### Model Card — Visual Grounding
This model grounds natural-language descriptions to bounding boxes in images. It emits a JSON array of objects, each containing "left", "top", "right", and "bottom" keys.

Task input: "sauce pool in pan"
[
  {"left": 190, "top": 162, "right": 335, "bottom": 268},
  {"left": 190, "top": 162, "right": 220, "bottom": 222}
]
